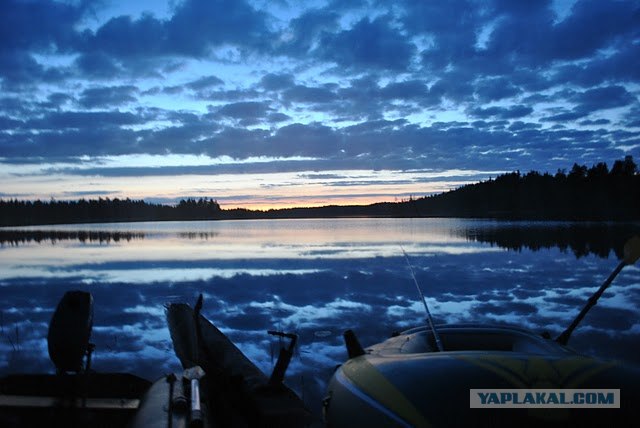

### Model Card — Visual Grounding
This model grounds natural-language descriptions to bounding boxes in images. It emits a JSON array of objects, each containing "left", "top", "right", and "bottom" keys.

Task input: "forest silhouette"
[
  {"left": 0, "top": 197, "right": 221, "bottom": 227},
  {"left": 0, "top": 156, "right": 638, "bottom": 227}
]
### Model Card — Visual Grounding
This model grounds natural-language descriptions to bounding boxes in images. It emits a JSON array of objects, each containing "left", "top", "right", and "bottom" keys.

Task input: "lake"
[{"left": 1, "top": 218, "right": 639, "bottom": 411}]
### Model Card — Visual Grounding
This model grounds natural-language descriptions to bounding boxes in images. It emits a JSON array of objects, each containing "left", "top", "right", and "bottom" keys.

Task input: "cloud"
[
  {"left": 81, "top": 0, "right": 270, "bottom": 61},
  {"left": 165, "top": 0, "right": 270, "bottom": 55},
  {"left": 470, "top": 105, "right": 533, "bottom": 120},
  {"left": 186, "top": 75, "right": 224, "bottom": 90},
  {"left": 1, "top": 106, "right": 634, "bottom": 175},
  {"left": 0, "top": 0, "right": 639, "bottom": 201},
  {"left": 404, "top": 0, "right": 481, "bottom": 69},
  {"left": 486, "top": 0, "right": 639, "bottom": 65},
  {"left": 79, "top": 85, "right": 138, "bottom": 108},
  {"left": 508, "top": 121, "right": 541, "bottom": 132},
  {"left": 541, "top": 86, "right": 636, "bottom": 123},
  {"left": 89, "top": 14, "right": 167, "bottom": 58},
  {"left": 379, "top": 80, "right": 429, "bottom": 100},
  {"left": 28, "top": 111, "right": 142, "bottom": 130},
  {"left": 0, "top": 0, "right": 84, "bottom": 53},
  {"left": 317, "top": 17, "right": 415, "bottom": 71},
  {"left": 260, "top": 73, "right": 295, "bottom": 91},
  {"left": 214, "top": 101, "right": 272, "bottom": 126},
  {"left": 266, "top": 112, "right": 289, "bottom": 123},
  {"left": 541, "top": 110, "right": 588, "bottom": 123},
  {"left": 474, "top": 77, "right": 521, "bottom": 102},
  {"left": 282, "top": 84, "right": 336, "bottom": 104},
  {"left": 74, "top": 51, "right": 123, "bottom": 78},
  {"left": 544, "top": 0, "right": 640, "bottom": 61},
  {"left": 278, "top": 9, "right": 339, "bottom": 55},
  {"left": 572, "top": 86, "right": 636, "bottom": 112},
  {"left": 271, "top": 123, "right": 341, "bottom": 157},
  {"left": 579, "top": 119, "right": 610, "bottom": 126},
  {"left": 0, "top": 51, "right": 67, "bottom": 90},
  {"left": 428, "top": 72, "right": 475, "bottom": 103},
  {"left": 0, "top": 116, "right": 23, "bottom": 131},
  {"left": 195, "top": 88, "right": 261, "bottom": 102}
]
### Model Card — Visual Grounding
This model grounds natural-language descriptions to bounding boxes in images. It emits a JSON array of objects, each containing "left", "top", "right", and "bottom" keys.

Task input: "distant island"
[{"left": 1, "top": 156, "right": 638, "bottom": 227}]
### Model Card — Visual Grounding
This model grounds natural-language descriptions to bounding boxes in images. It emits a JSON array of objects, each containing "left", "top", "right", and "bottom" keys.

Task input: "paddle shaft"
[{"left": 556, "top": 260, "right": 626, "bottom": 345}]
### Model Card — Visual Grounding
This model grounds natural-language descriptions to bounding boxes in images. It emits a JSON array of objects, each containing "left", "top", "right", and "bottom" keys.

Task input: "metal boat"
[{"left": 0, "top": 290, "right": 150, "bottom": 427}]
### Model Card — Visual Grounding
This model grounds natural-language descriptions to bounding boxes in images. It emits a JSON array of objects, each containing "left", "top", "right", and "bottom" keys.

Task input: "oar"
[
  {"left": 166, "top": 306, "right": 198, "bottom": 369},
  {"left": 556, "top": 236, "right": 640, "bottom": 345},
  {"left": 166, "top": 295, "right": 206, "bottom": 427}
]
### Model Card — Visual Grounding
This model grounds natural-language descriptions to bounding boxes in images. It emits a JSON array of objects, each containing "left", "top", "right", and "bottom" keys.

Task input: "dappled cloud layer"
[{"left": 1, "top": 1, "right": 639, "bottom": 207}]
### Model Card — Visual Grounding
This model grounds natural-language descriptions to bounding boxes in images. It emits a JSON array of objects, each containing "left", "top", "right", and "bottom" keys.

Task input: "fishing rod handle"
[{"left": 189, "top": 378, "right": 203, "bottom": 428}]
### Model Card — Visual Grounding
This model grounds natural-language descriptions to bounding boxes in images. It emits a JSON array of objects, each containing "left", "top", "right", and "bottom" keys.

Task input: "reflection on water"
[
  {"left": 1, "top": 218, "right": 639, "bottom": 412},
  {"left": 4, "top": 219, "right": 637, "bottom": 259},
  {"left": 460, "top": 222, "right": 640, "bottom": 259},
  {"left": 0, "top": 230, "right": 145, "bottom": 246}
]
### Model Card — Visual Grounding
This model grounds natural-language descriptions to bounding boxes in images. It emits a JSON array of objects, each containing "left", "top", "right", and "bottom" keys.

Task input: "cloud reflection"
[{"left": 1, "top": 219, "right": 638, "bottom": 416}]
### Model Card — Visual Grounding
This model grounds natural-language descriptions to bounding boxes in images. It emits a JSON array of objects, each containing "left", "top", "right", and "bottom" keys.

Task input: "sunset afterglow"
[{"left": 1, "top": 0, "right": 638, "bottom": 207}]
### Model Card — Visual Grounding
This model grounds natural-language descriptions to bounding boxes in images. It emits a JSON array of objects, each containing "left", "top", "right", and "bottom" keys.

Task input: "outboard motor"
[{"left": 47, "top": 291, "right": 94, "bottom": 373}]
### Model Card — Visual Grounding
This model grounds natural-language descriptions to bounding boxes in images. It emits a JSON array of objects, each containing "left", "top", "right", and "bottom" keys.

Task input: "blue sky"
[{"left": 1, "top": 0, "right": 639, "bottom": 208}]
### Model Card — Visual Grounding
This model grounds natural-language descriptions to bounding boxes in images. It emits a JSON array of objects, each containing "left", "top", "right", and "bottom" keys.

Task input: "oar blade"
[
  {"left": 166, "top": 303, "right": 198, "bottom": 369},
  {"left": 623, "top": 236, "right": 640, "bottom": 265}
]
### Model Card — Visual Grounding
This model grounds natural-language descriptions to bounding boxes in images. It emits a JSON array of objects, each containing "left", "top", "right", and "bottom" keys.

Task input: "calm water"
[{"left": 1, "top": 218, "right": 639, "bottom": 409}]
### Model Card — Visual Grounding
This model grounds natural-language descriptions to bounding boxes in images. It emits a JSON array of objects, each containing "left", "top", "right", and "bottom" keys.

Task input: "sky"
[{"left": 0, "top": 0, "right": 639, "bottom": 209}]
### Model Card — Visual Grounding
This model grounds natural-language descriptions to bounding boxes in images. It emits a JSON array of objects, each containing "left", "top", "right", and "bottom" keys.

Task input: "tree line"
[
  {"left": 0, "top": 197, "right": 221, "bottom": 226},
  {"left": 407, "top": 155, "right": 639, "bottom": 220},
  {"left": 0, "top": 156, "right": 638, "bottom": 226},
  {"left": 222, "top": 155, "right": 639, "bottom": 221}
]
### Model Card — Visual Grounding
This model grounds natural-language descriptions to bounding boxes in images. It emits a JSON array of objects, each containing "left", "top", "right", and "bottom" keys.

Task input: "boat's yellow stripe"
[
  {"left": 342, "top": 357, "right": 430, "bottom": 428},
  {"left": 456, "top": 354, "right": 614, "bottom": 388}
]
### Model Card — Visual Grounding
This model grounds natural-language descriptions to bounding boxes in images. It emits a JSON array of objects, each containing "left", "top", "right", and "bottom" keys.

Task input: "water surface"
[{"left": 1, "top": 218, "right": 639, "bottom": 410}]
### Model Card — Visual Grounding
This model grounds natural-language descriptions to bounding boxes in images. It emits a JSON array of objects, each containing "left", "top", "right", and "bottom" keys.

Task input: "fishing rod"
[
  {"left": 401, "top": 246, "right": 444, "bottom": 352},
  {"left": 556, "top": 236, "right": 640, "bottom": 345}
]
